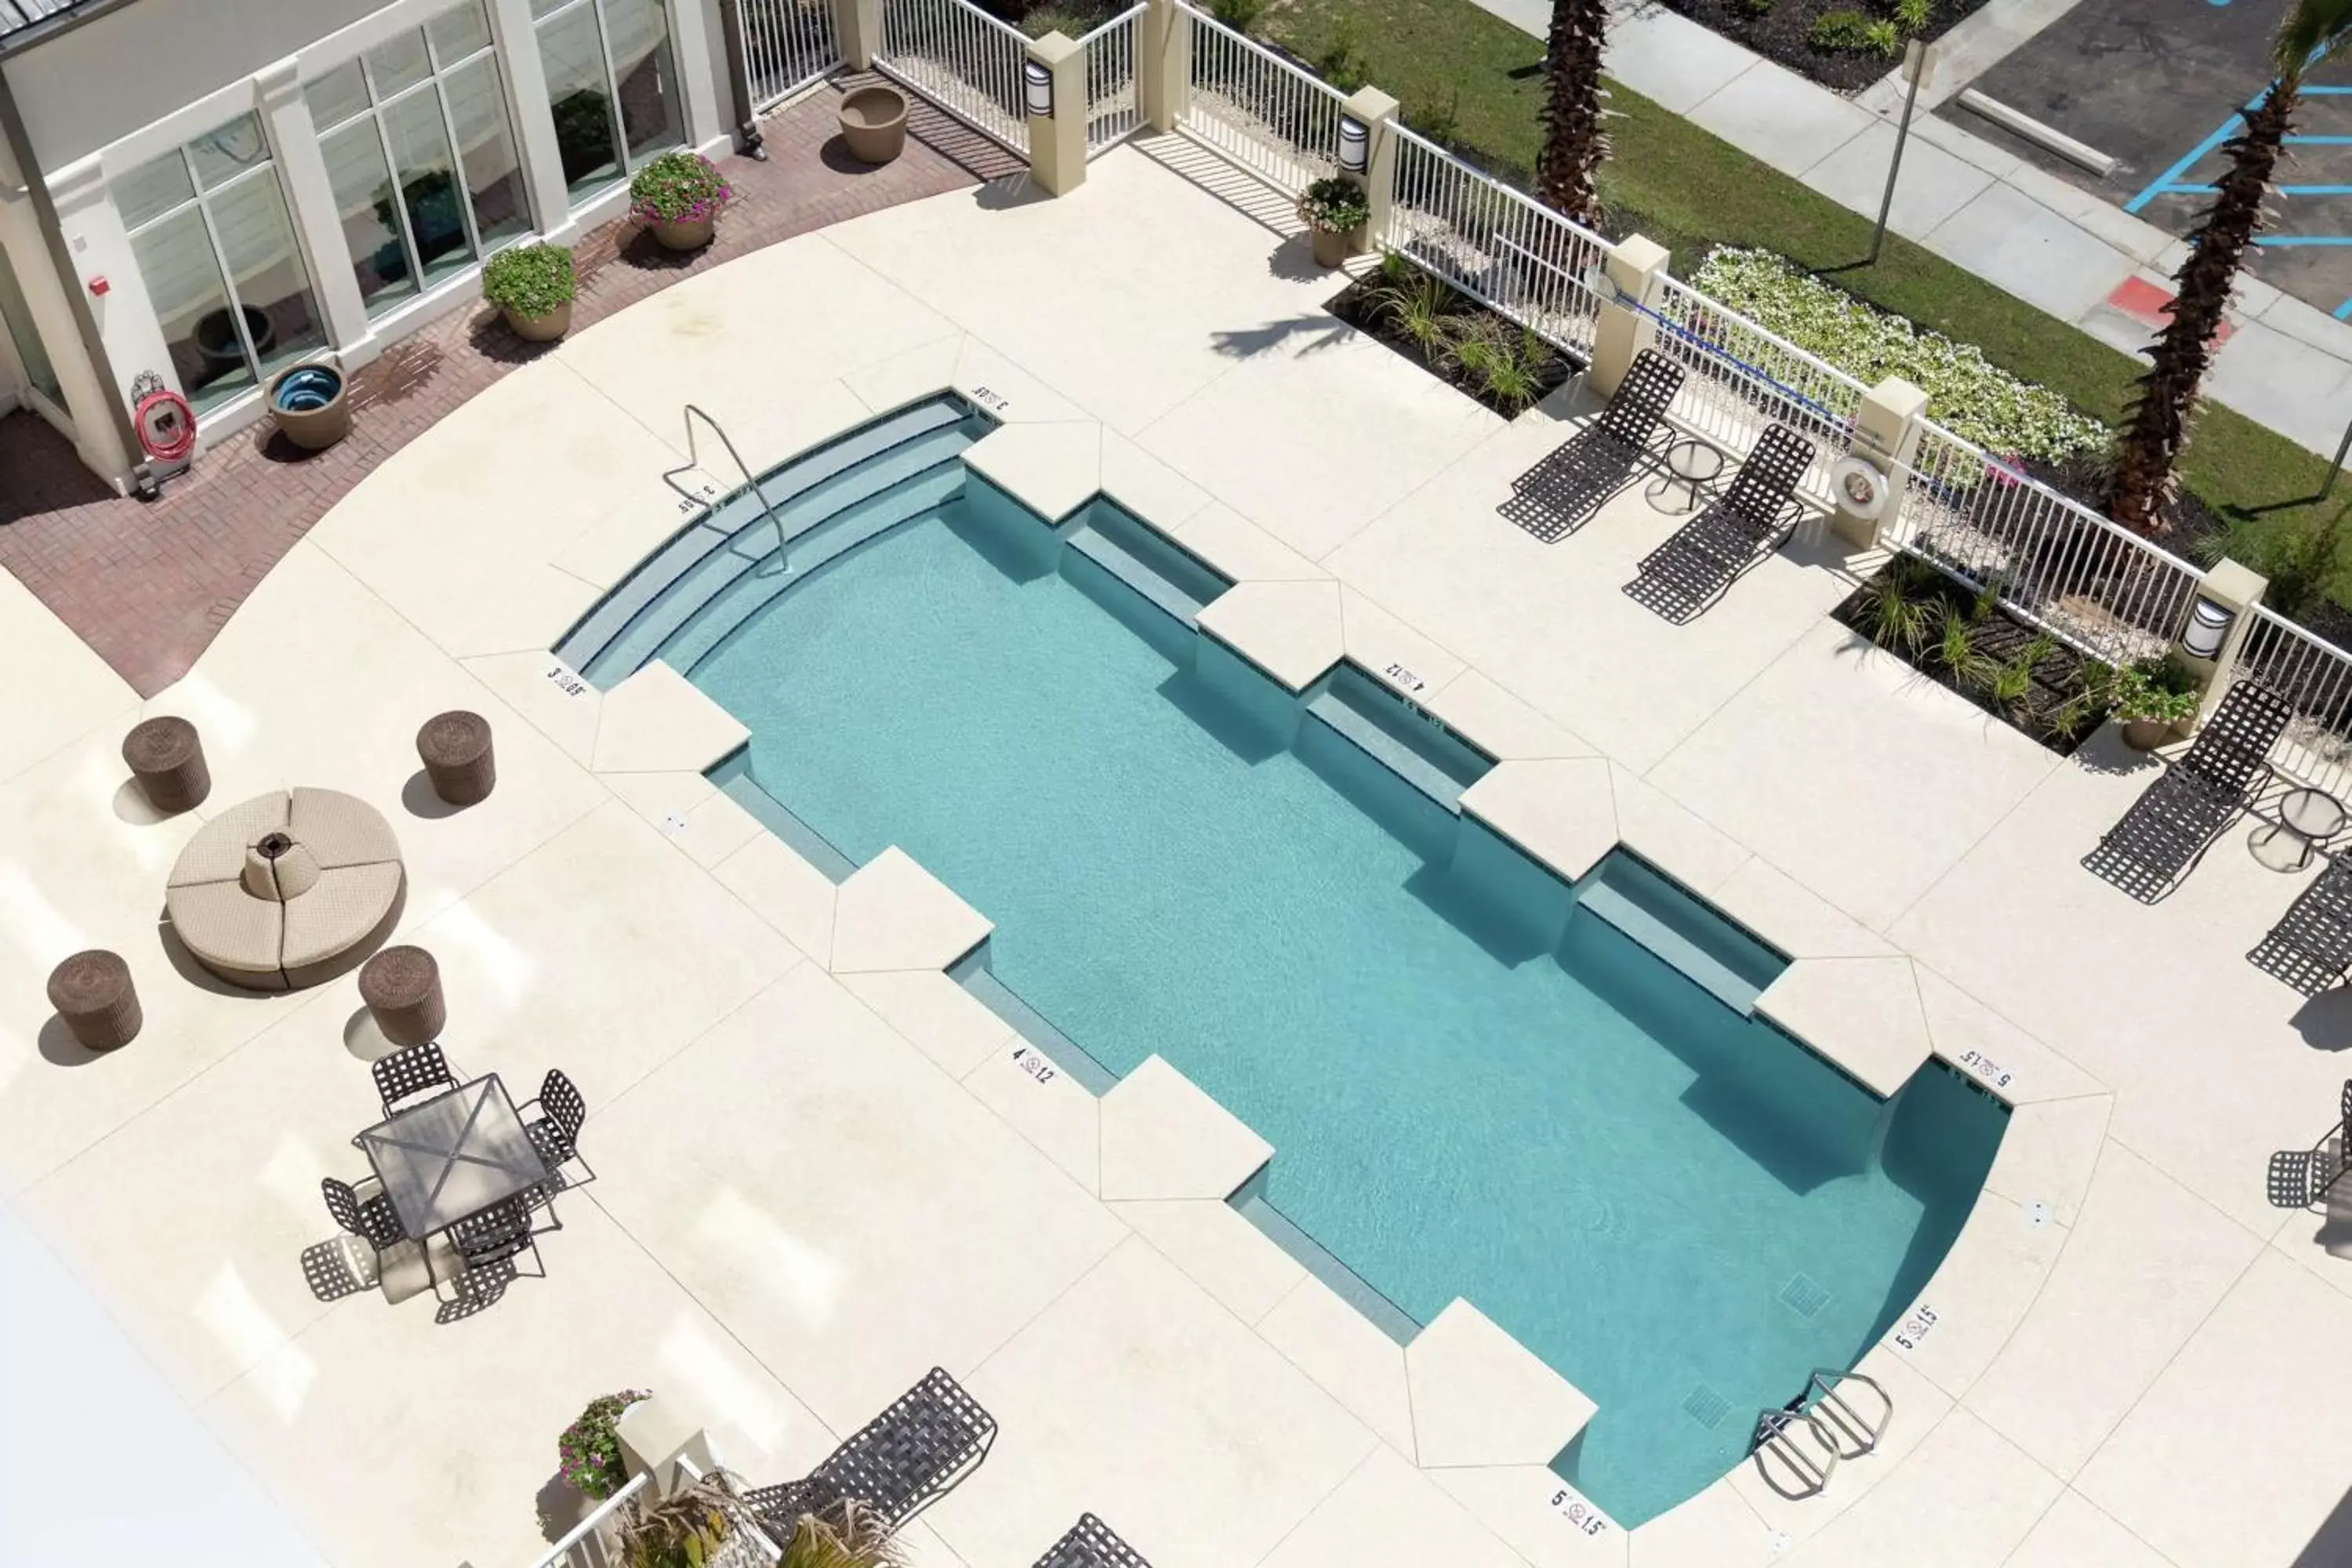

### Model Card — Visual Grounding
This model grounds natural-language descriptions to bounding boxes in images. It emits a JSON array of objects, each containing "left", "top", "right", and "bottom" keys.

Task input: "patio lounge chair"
[
  {"left": 371, "top": 1040, "right": 455, "bottom": 1117},
  {"left": 521, "top": 1068, "right": 594, "bottom": 1203},
  {"left": 1033, "top": 1514, "right": 1151, "bottom": 1568},
  {"left": 1498, "top": 349, "right": 1684, "bottom": 543},
  {"left": 2082, "top": 678, "right": 2292, "bottom": 902},
  {"left": 1624, "top": 423, "right": 1818, "bottom": 622},
  {"left": 2250, "top": 856, "right": 2352, "bottom": 996},
  {"left": 2267, "top": 1080, "right": 2352, "bottom": 1209},
  {"left": 745, "top": 1368, "right": 996, "bottom": 1533}
]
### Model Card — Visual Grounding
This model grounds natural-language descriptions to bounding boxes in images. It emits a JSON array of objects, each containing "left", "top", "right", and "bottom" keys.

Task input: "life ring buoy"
[
  {"left": 1829, "top": 455, "right": 1890, "bottom": 521},
  {"left": 133, "top": 388, "right": 195, "bottom": 463}
]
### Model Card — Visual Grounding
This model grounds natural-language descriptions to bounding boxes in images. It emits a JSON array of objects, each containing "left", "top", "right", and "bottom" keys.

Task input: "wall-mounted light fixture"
[
  {"left": 1024, "top": 58, "right": 1054, "bottom": 118},
  {"left": 2182, "top": 596, "right": 2234, "bottom": 661},
  {"left": 1338, "top": 114, "right": 1369, "bottom": 174}
]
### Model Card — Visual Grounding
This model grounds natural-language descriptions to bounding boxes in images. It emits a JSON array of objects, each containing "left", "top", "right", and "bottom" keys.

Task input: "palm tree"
[
  {"left": 2109, "top": 0, "right": 2352, "bottom": 534},
  {"left": 1536, "top": 0, "right": 1610, "bottom": 229}
]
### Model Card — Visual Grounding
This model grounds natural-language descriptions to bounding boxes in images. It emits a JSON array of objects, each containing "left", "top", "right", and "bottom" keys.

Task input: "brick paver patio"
[{"left": 0, "top": 80, "right": 1021, "bottom": 697}]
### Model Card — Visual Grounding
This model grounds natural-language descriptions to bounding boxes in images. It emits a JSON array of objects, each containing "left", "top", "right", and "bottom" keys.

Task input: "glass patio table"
[{"left": 356, "top": 1074, "right": 548, "bottom": 1240}]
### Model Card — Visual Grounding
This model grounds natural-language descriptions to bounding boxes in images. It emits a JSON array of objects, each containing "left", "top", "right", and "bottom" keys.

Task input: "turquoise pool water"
[{"left": 596, "top": 423, "right": 2005, "bottom": 1525}]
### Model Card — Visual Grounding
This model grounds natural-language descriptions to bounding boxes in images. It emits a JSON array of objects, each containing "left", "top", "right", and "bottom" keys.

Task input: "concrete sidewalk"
[{"left": 1478, "top": 0, "right": 2352, "bottom": 464}]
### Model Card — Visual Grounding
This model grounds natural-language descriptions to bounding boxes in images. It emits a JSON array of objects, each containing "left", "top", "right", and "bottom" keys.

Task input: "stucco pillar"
[
  {"left": 832, "top": 0, "right": 884, "bottom": 71},
  {"left": 1830, "top": 376, "right": 1926, "bottom": 550},
  {"left": 1588, "top": 233, "right": 1668, "bottom": 400},
  {"left": 46, "top": 162, "right": 172, "bottom": 472},
  {"left": 667, "top": 0, "right": 728, "bottom": 150},
  {"left": 256, "top": 60, "right": 376, "bottom": 371},
  {"left": 1340, "top": 85, "right": 1398, "bottom": 252},
  {"left": 2182, "top": 558, "right": 2269, "bottom": 728},
  {"left": 0, "top": 184, "right": 129, "bottom": 485},
  {"left": 1025, "top": 32, "right": 1087, "bottom": 198},
  {"left": 1139, "top": 0, "right": 1189, "bottom": 133},
  {"left": 487, "top": 0, "right": 579, "bottom": 245}
]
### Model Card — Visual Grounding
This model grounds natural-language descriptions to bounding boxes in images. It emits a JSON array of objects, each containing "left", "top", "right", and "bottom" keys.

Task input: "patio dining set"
[{"left": 322, "top": 1036, "right": 591, "bottom": 1316}]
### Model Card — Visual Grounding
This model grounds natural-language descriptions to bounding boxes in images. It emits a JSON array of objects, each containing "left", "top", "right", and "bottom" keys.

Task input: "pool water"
[{"left": 672, "top": 466, "right": 2005, "bottom": 1525}]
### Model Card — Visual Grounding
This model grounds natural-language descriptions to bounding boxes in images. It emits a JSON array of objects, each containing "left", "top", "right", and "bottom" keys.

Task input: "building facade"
[{"left": 0, "top": 0, "right": 745, "bottom": 491}]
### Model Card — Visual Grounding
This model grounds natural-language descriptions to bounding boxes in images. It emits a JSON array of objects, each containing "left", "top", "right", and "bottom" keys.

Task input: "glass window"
[
  {"left": 321, "top": 118, "right": 414, "bottom": 313},
  {"left": 445, "top": 56, "right": 530, "bottom": 248},
  {"left": 366, "top": 29, "right": 434, "bottom": 97},
  {"left": 381, "top": 92, "right": 470, "bottom": 288},
  {"left": 305, "top": 61, "right": 373, "bottom": 131},
  {"left": 427, "top": 0, "right": 493, "bottom": 67},
  {"left": 112, "top": 119, "right": 326, "bottom": 412},
  {"left": 534, "top": 0, "right": 684, "bottom": 205},
  {"left": 0, "top": 246, "right": 62, "bottom": 407}
]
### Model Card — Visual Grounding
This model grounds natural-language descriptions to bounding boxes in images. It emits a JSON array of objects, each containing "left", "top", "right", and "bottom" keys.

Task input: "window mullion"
[{"left": 593, "top": 0, "right": 627, "bottom": 173}]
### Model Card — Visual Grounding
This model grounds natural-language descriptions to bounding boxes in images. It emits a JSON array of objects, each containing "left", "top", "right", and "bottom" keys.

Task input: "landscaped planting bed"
[
  {"left": 1328, "top": 252, "right": 1577, "bottom": 417},
  {"left": 1659, "top": 0, "right": 1981, "bottom": 93}
]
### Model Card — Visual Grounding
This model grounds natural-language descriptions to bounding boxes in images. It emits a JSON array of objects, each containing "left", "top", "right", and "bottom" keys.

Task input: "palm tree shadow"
[{"left": 1209, "top": 314, "right": 1355, "bottom": 359}]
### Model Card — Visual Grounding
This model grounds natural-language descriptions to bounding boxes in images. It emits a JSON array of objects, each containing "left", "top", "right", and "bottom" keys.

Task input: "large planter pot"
[
  {"left": 2121, "top": 716, "right": 2171, "bottom": 751},
  {"left": 268, "top": 363, "right": 349, "bottom": 452},
  {"left": 1308, "top": 225, "right": 1356, "bottom": 270},
  {"left": 649, "top": 215, "right": 715, "bottom": 252},
  {"left": 502, "top": 300, "right": 572, "bottom": 343},
  {"left": 839, "top": 85, "right": 909, "bottom": 165}
]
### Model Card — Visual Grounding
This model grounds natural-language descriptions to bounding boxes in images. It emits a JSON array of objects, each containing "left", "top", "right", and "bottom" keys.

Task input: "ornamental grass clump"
[
  {"left": 1690, "top": 247, "right": 2108, "bottom": 463},
  {"left": 630, "top": 151, "right": 733, "bottom": 227},
  {"left": 481, "top": 242, "right": 575, "bottom": 318},
  {"left": 559, "top": 1389, "right": 649, "bottom": 1501}
]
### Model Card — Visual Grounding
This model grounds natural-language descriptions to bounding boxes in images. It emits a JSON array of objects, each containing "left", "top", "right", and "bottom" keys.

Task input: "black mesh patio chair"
[
  {"left": 1033, "top": 1514, "right": 1151, "bottom": 1568},
  {"left": 2249, "top": 856, "right": 2352, "bottom": 995},
  {"left": 370, "top": 1040, "right": 455, "bottom": 1117},
  {"left": 321, "top": 1175, "right": 405, "bottom": 1260},
  {"left": 1498, "top": 350, "right": 1684, "bottom": 543},
  {"left": 2083, "top": 679, "right": 2292, "bottom": 902},
  {"left": 746, "top": 1368, "right": 996, "bottom": 1533},
  {"left": 1624, "top": 423, "right": 1818, "bottom": 622},
  {"left": 521, "top": 1068, "right": 595, "bottom": 1203},
  {"left": 2266, "top": 1078, "right": 2352, "bottom": 1209},
  {"left": 434, "top": 1194, "right": 546, "bottom": 1303}
]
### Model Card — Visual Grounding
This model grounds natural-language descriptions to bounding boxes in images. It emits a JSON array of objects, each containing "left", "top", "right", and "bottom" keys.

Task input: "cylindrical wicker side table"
[
  {"left": 358, "top": 945, "right": 445, "bottom": 1047},
  {"left": 122, "top": 717, "right": 210, "bottom": 813},
  {"left": 417, "top": 710, "right": 495, "bottom": 807},
  {"left": 47, "top": 950, "right": 141, "bottom": 1052}
]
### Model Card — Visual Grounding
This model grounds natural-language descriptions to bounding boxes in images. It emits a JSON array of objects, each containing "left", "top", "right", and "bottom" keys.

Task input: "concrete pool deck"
[{"left": 2, "top": 131, "right": 2349, "bottom": 1568}]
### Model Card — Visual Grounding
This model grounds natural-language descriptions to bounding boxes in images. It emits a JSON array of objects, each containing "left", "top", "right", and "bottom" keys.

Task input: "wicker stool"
[
  {"left": 358, "top": 945, "right": 445, "bottom": 1047},
  {"left": 47, "top": 950, "right": 141, "bottom": 1052},
  {"left": 417, "top": 710, "right": 495, "bottom": 807},
  {"left": 122, "top": 716, "right": 209, "bottom": 813}
]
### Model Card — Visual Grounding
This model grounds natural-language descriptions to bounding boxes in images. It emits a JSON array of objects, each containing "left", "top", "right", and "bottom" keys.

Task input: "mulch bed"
[
  {"left": 1326, "top": 271, "right": 1578, "bottom": 419},
  {"left": 1659, "top": 0, "right": 1987, "bottom": 94},
  {"left": 1831, "top": 560, "right": 2114, "bottom": 754}
]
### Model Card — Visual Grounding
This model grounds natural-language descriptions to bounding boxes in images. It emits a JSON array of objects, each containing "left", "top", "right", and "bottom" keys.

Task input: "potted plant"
[
  {"left": 483, "top": 242, "right": 577, "bottom": 343},
  {"left": 558, "top": 1389, "right": 649, "bottom": 1502},
  {"left": 2110, "top": 660, "right": 2200, "bottom": 750},
  {"left": 1298, "top": 176, "right": 1369, "bottom": 269},
  {"left": 267, "top": 361, "right": 349, "bottom": 452},
  {"left": 630, "top": 151, "right": 733, "bottom": 252},
  {"left": 615, "top": 1470, "right": 763, "bottom": 1568}
]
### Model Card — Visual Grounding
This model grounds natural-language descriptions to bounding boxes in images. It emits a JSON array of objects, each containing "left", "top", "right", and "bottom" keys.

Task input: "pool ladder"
[
  {"left": 665, "top": 404, "right": 790, "bottom": 576},
  {"left": 1747, "top": 1368, "right": 1891, "bottom": 1501}
]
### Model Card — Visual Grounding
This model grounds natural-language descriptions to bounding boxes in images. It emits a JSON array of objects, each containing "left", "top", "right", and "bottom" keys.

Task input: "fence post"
[
  {"left": 1831, "top": 377, "right": 1926, "bottom": 550},
  {"left": 1589, "top": 234, "right": 1669, "bottom": 399},
  {"left": 1140, "top": 0, "right": 1189, "bottom": 133},
  {"left": 615, "top": 1399, "right": 721, "bottom": 1497},
  {"left": 1027, "top": 31, "right": 1091, "bottom": 196},
  {"left": 833, "top": 0, "right": 884, "bottom": 71},
  {"left": 1340, "top": 85, "right": 1399, "bottom": 249},
  {"left": 2182, "top": 558, "right": 2269, "bottom": 728}
]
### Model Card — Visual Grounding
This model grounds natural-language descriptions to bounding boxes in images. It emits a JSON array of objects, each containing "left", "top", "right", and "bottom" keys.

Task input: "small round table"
[
  {"left": 1648, "top": 437, "right": 1726, "bottom": 515},
  {"left": 2252, "top": 786, "right": 2348, "bottom": 873}
]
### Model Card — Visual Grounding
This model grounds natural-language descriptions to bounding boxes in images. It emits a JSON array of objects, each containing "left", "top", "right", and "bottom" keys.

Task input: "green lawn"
[{"left": 1260, "top": 0, "right": 2352, "bottom": 619}]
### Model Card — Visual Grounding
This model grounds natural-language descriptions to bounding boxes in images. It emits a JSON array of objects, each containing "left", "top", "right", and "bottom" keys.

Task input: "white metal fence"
[
  {"left": 1644, "top": 274, "right": 1864, "bottom": 503},
  {"left": 878, "top": 0, "right": 1033, "bottom": 154},
  {"left": 1175, "top": 1, "right": 1347, "bottom": 195},
  {"left": 530, "top": 1472, "right": 649, "bottom": 1568},
  {"left": 2238, "top": 606, "right": 2352, "bottom": 796},
  {"left": 1076, "top": 4, "right": 1146, "bottom": 154},
  {"left": 1381, "top": 125, "right": 1608, "bottom": 360},
  {"left": 1886, "top": 421, "right": 2205, "bottom": 669},
  {"left": 736, "top": 0, "right": 840, "bottom": 108}
]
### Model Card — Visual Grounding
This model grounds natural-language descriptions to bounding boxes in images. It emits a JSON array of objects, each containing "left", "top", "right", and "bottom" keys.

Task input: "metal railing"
[
  {"left": 531, "top": 1472, "right": 649, "bottom": 1568},
  {"left": 1175, "top": 2, "right": 1347, "bottom": 196},
  {"left": 1888, "top": 421, "right": 2204, "bottom": 669},
  {"left": 1381, "top": 125, "right": 1608, "bottom": 360},
  {"left": 736, "top": 0, "right": 840, "bottom": 109},
  {"left": 878, "top": 0, "right": 1032, "bottom": 155},
  {"left": 1076, "top": 3, "right": 1146, "bottom": 155},
  {"left": 2239, "top": 604, "right": 2352, "bottom": 795},
  {"left": 1645, "top": 274, "right": 1865, "bottom": 500}
]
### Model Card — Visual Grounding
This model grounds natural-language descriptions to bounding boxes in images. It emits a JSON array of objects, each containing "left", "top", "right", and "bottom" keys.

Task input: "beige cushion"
[
  {"left": 166, "top": 793, "right": 291, "bottom": 889},
  {"left": 164, "top": 880, "right": 286, "bottom": 989},
  {"left": 291, "top": 787, "right": 401, "bottom": 869},
  {"left": 281, "top": 862, "right": 405, "bottom": 972}
]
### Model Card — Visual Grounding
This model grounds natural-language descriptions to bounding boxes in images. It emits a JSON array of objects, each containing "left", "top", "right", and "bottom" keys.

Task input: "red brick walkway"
[{"left": 0, "top": 82, "right": 1021, "bottom": 697}]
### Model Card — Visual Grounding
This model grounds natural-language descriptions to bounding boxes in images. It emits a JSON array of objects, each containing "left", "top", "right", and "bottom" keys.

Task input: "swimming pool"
[{"left": 559, "top": 399, "right": 2008, "bottom": 1526}]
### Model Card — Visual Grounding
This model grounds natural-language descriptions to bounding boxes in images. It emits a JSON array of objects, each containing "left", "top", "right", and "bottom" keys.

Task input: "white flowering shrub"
[{"left": 1689, "top": 248, "right": 2109, "bottom": 463}]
